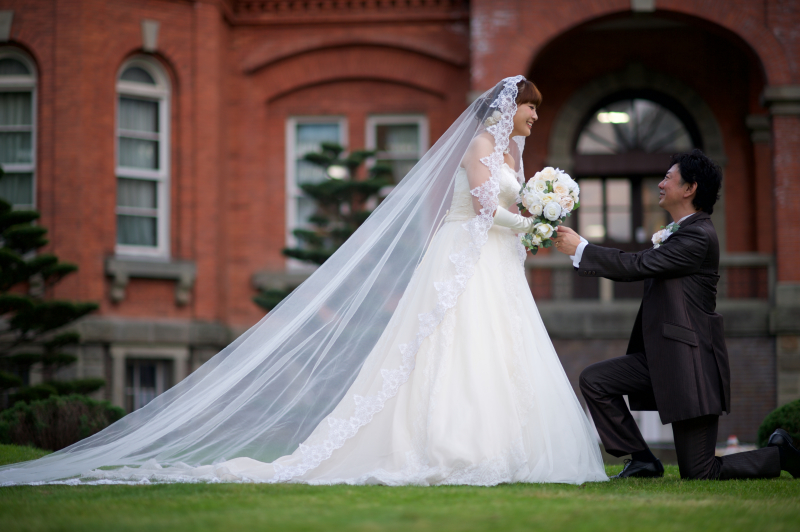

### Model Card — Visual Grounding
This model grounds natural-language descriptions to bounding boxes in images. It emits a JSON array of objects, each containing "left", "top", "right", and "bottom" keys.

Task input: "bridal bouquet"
[{"left": 517, "top": 167, "right": 580, "bottom": 254}]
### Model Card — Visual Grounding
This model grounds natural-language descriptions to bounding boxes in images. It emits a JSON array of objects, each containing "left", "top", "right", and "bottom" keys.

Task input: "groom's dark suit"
[{"left": 578, "top": 211, "right": 781, "bottom": 479}]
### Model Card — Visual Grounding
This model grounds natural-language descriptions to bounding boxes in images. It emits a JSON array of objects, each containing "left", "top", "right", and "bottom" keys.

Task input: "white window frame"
[
  {"left": 284, "top": 116, "right": 347, "bottom": 272},
  {"left": 0, "top": 48, "right": 37, "bottom": 210},
  {"left": 115, "top": 56, "right": 171, "bottom": 259},
  {"left": 365, "top": 114, "right": 428, "bottom": 183},
  {"left": 109, "top": 344, "right": 188, "bottom": 410}
]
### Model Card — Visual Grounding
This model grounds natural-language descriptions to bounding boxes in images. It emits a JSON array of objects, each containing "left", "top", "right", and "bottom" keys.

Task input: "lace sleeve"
[{"left": 462, "top": 135, "right": 497, "bottom": 216}]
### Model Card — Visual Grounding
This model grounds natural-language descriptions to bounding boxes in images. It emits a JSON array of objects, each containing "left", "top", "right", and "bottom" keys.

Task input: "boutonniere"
[{"left": 651, "top": 222, "right": 680, "bottom": 249}]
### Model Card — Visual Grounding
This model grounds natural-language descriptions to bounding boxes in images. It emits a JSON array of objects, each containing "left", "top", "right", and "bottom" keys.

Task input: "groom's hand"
[{"left": 552, "top": 226, "right": 581, "bottom": 255}]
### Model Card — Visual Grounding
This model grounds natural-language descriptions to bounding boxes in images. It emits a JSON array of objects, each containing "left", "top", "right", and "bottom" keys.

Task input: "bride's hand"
[{"left": 552, "top": 226, "right": 580, "bottom": 255}]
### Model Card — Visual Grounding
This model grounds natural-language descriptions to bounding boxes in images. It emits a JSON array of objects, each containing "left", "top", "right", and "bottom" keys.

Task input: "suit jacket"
[{"left": 578, "top": 211, "right": 731, "bottom": 424}]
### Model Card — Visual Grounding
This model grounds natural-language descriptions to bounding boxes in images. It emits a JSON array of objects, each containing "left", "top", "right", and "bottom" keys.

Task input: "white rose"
[
  {"left": 552, "top": 181, "right": 570, "bottom": 196},
  {"left": 570, "top": 187, "right": 580, "bottom": 203},
  {"left": 555, "top": 171, "right": 577, "bottom": 191},
  {"left": 534, "top": 223, "right": 554, "bottom": 239},
  {"left": 531, "top": 234, "right": 543, "bottom": 247},
  {"left": 559, "top": 195, "right": 575, "bottom": 212},
  {"left": 531, "top": 179, "right": 547, "bottom": 194},
  {"left": 522, "top": 190, "right": 542, "bottom": 212},
  {"left": 529, "top": 203, "right": 544, "bottom": 216},
  {"left": 541, "top": 192, "right": 558, "bottom": 205},
  {"left": 543, "top": 201, "right": 562, "bottom": 221},
  {"left": 483, "top": 110, "right": 502, "bottom": 127},
  {"left": 651, "top": 228, "right": 669, "bottom": 248},
  {"left": 540, "top": 167, "right": 557, "bottom": 181}
]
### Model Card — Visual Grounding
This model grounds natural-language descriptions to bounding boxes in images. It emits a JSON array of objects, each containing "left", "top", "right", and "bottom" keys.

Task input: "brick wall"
[
  {"left": 3, "top": 0, "right": 470, "bottom": 328},
  {"left": 554, "top": 337, "right": 776, "bottom": 443}
]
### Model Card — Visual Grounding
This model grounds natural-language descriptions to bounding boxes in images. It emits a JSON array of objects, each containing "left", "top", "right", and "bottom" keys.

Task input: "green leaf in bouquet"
[
  {"left": 542, "top": 239, "right": 553, "bottom": 249},
  {"left": 517, "top": 202, "right": 524, "bottom": 211},
  {"left": 530, "top": 246, "right": 538, "bottom": 255}
]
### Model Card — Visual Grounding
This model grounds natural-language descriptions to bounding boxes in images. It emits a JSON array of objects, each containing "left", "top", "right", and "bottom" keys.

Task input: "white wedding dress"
[{"left": 88, "top": 163, "right": 608, "bottom": 486}]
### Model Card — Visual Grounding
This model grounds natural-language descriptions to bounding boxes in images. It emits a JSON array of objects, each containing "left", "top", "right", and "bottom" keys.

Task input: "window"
[
  {"left": 125, "top": 358, "right": 172, "bottom": 412},
  {"left": 285, "top": 117, "right": 346, "bottom": 269},
  {"left": 572, "top": 97, "right": 696, "bottom": 299},
  {"left": 0, "top": 50, "right": 36, "bottom": 210},
  {"left": 366, "top": 115, "right": 428, "bottom": 184},
  {"left": 578, "top": 176, "right": 666, "bottom": 244},
  {"left": 116, "top": 58, "right": 170, "bottom": 258},
  {"left": 576, "top": 98, "right": 692, "bottom": 155},
  {"left": 575, "top": 99, "right": 695, "bottom": 246}
]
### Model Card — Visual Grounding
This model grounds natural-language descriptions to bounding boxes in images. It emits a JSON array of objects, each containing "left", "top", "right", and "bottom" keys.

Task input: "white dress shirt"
[{"left": 570, "top": 212, "right": 697, "bottom": 268}]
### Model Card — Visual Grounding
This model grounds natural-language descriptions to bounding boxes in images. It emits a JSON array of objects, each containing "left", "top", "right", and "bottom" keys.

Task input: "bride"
[{"left": 0, "top": 76, "right": 607, "bottom": 486}]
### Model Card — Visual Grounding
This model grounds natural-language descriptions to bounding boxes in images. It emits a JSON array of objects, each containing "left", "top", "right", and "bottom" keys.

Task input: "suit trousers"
[{"left": 580, "top": 353, "right": 781, "bottom": 480}]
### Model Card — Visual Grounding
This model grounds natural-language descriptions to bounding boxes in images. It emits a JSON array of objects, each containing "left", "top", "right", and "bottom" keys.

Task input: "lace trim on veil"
[{"left": 270, "top": 76, "right": 526, "bottom": 483}]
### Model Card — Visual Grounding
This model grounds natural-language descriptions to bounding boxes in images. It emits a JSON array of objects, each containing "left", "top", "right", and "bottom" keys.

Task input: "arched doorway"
[
  {"left": 572, "top": 93, "right": 699, "bottom": 299},
  {"left": 521, "top": 9, "right": 776, "bottom": 448}
]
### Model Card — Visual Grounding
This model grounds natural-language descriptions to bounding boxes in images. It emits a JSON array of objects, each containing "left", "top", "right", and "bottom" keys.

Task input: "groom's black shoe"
[
  {"left": 767, "top": 428, "right": 800, "bottom": 478},
  {"left": 611, "top": 458, "right": 664, "bottom": 479}
]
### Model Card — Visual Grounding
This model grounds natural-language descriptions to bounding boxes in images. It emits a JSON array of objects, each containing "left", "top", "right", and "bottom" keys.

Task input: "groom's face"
[{"left": 658, "top": 164, "right": 692, "bottom": 210}]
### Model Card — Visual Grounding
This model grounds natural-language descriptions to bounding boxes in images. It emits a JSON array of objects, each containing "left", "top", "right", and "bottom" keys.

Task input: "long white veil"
[{"left": 0, "top": 76, "right": 527, "bottom": 485}]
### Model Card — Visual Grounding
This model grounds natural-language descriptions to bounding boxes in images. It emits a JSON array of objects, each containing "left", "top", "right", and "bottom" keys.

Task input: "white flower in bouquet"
[
  {"left": 540, "top": 167, "right": 558, "bottom": 181},
  {"left": 552, "top": 181, "right": 570, "bottom": 196},
  {"left": 543, "top": 201, "right": 562, "bottom": 221},
  {"left": 522, "top": 190, "right": 543, "bottom": 216},
  {"left": 541, "top": 192, "right": 559, "bottom": 205},
  {"left": 555, "top": 171, "right": 578, "bottom": 191},
  {"left": 531, "top": 178, "right": 548, "bottom": 194},
  {"left": 518, "top": 166, "right": 581, "bottom": 254},
  {"left": 534, "top": 223, "right": 554, "bottom": 239}
]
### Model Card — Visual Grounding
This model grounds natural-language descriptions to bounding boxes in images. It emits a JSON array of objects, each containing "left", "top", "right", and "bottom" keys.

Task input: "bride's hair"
[{"left": 475, "top": 79, "right": 542, "bottom": 124}]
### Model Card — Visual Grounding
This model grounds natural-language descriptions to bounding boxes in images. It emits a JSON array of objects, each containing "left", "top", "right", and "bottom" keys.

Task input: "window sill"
[
  {"left": 106, "top": 257, "right": 196, "bottom": 305},
  {"left": 252, "top": 269, "right": 312, "bottom": 291}
]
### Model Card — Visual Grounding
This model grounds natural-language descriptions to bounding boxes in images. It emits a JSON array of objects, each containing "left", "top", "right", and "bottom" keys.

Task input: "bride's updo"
[{"left": 475, "top": 79, "right": 543, "bottom": 126}]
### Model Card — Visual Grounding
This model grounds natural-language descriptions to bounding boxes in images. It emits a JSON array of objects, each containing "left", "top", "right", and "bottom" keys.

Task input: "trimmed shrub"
[
  {"left": 0, "top": 394, "right": 125, "bottom": 451},
  {"left": 757, "top": 398, "right": 800, "bottom": 448},
  {"left": 7, "top": 383, "right": 58, "bottom": 404}
]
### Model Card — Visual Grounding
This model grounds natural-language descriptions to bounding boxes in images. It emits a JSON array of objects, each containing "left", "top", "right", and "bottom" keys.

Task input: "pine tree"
[
  {"left": 0, "top": 168, "right": 100, "bottom": 409},
  {"left": 254, "top": 143, "right": 392, "bottom": 311}
]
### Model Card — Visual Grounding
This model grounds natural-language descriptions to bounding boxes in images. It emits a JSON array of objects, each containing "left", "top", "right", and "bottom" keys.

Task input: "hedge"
[
  {"left": 0, "top": 394, "right": 125, "bottom": 451},
  {"left": 757, "top": 398, "right": 800, "bottom": 448}
]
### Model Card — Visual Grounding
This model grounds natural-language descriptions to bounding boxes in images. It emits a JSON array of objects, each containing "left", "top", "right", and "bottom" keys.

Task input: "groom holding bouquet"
[{"left": 552, "top": 149, "right": 799, "bottom": 480}]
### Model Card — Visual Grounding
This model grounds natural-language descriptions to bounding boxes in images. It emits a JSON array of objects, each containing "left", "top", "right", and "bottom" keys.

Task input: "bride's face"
[{"left": 511, "top": 102, "right": 538, "bottom": 137}]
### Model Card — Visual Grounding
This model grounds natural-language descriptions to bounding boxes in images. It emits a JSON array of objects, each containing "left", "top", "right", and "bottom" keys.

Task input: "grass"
[
  {"left": 1, "top": 445, "right": 798, "bottom": 532},
  {"left": 0, "top": 444, "right": 51, "bottom": 465}
]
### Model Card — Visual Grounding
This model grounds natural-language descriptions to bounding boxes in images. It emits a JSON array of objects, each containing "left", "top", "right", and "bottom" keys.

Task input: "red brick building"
[{"left": 1, "top": 0, "right": 798, "bottom": 444}]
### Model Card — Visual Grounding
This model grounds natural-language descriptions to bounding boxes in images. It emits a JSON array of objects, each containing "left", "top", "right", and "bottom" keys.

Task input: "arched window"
[
  {"left": 0, "top": 50, "right": 36, "bottom": 210},
  {"left": 576, "top": 98, "right": 693, "bottom": 155},
  {"left": 115, "top": 57, "right": 170, "bottom": 258},
  {"left": 574, "top": 98, "right": 695, "bottom": 247}
]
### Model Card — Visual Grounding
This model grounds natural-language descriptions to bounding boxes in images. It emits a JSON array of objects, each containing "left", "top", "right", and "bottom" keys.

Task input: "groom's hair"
[{"left": 669, "top": 149, "right": 723, "bottom": 215}]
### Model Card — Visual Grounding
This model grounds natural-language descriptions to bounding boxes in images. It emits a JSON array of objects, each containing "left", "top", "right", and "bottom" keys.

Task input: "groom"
[{"left": 552, "top": 149, "right": 800, "bottom": 480}]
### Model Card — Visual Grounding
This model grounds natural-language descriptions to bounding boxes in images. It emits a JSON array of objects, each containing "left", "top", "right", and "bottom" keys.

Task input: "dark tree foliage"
[
  {"left": 0, "top": 168, "right": 100, "bottom": 409},
  {"left": 254, "top": 143, "right": 392, "bottom": 311}
]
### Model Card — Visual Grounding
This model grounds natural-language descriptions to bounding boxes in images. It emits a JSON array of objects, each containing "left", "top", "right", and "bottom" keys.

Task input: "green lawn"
[{"left": 1, "top": 445, "right": 798, "bottom": 532}]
